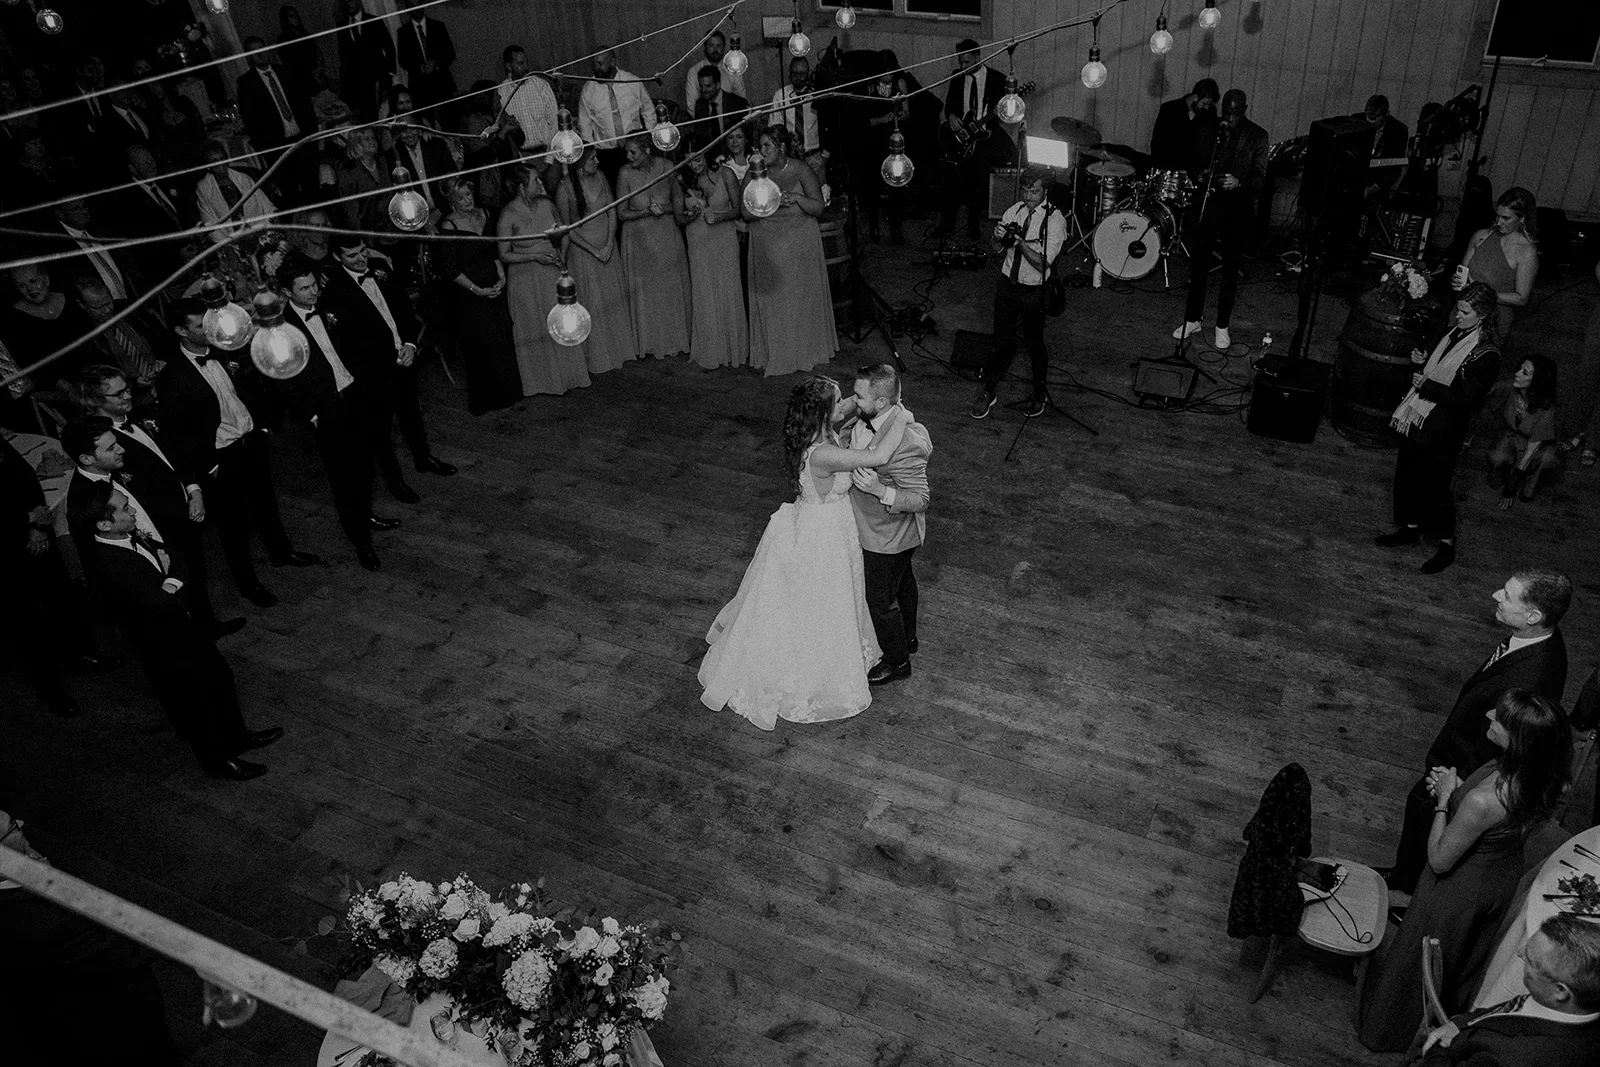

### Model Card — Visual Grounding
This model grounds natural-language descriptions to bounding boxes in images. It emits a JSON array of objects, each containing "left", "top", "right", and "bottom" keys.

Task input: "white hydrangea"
[
  {"left": 374, "top": 953, "right": 417, "bottom": 985},
  {"left": 485, "top": 901, "right": 511, "bottom": 926},
  {"left": 600, "top": 917, "right": 621, "bottom": 936},
  {"left": 453, "top": 916, "right": 481, "bottom": 942},
  {"left": 418, "top": 938, "right": 459, "bottom": 979},
  {"left": 628, "top": 976, "right": 669, "bottom": 1020},
  {"left": 483, "top": 912, "right": 536, "bottom": 947},
  {"left": 502, "top": 949, "right": 554, "bottom": 1012}
]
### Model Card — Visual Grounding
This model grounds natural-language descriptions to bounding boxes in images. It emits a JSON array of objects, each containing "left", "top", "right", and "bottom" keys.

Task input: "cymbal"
[
  {"left": 1050, "top": 116, "right": 1101, "bottom": 146},
  {"left": 1078, "top": 146, "right": 1128, "bottom": 163},
  {"left": 1087, "top": 160, "right": 1135, "bottom": 178}
]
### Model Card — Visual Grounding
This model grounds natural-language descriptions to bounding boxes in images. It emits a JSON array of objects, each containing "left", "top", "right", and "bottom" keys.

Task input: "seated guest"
[
  {"left": 1409, "top": 911, "right": 1600, "bottom": 1067},
  {"left": 434, "top": 179, "right": 522, "bottom": 414},
  {"left": 556, "top": 147, "right": 636, "bottom": 376},
  {"left": 72, "top": 280, "right": 163, "bottom": 391},
  {"left": 195, "top": 140, "right": 279, "bottom": 242},
  {"left": 1358, "top": 690, "right": 1572, "bottom": 1051},
  {"left": 67, "top": 480, "right": 282, "bottom": 779},
  {"left": 4, "top": 264, "right": 95, "bottom": 382},
  {"left": 499, "top": 164, "right": 593, "bottom": 395},
  {"left": 616, "top": 137, "right": 691, "bottom": 361},
  {"left": 1490, "top": 355, "right": 1561, "bottom": 507},
  {"left": 157, "top": 300, "right": 321, "bottom": 609}
]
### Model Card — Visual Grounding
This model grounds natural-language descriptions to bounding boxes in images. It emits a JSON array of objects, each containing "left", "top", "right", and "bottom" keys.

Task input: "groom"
[{"left": 847, "top": 364, "right": 933, "bottom": 686}]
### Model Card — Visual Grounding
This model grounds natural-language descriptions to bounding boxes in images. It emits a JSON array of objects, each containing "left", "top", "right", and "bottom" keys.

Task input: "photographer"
[{"left": 969, "top": 167, "right": 1063, "bottom": 420}]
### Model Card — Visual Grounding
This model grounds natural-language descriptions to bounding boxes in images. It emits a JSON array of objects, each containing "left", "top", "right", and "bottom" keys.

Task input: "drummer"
[{"left": 1149, "top": 78, "right": 1219, "bottom": 172}]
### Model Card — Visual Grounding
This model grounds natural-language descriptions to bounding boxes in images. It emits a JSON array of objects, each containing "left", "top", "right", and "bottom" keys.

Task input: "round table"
[{"left": 1471, "top": 825, "right": 1600, "bottom": 1008}]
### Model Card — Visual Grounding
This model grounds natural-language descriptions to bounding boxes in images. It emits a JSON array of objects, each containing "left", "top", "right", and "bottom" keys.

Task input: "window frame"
[{"left": 811, "top": 0, "right": 993, "bottom": 41}]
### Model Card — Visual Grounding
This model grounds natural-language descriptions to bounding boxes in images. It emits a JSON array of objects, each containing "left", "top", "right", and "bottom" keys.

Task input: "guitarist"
[{"left": 934, "top": 40, "right": 1009, "bottom": 241}]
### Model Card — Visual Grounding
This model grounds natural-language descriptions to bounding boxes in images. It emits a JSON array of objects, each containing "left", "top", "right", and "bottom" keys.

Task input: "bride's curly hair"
[{"left": 783, "top": 376, "right": 839, "bottom": 493}]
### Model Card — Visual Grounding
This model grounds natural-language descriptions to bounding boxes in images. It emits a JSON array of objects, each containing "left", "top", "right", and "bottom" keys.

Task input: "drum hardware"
[{"left": 1092, "top": 204, "right": 1179, "bottom": 285}]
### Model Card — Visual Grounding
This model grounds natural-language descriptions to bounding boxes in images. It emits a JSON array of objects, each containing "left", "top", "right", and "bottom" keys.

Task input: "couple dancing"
[{"left": 699, "top": 365, "right": 933, "bottom": 730}]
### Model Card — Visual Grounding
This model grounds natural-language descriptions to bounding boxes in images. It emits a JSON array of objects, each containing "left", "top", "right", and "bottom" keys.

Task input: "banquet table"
[{"left": 1471, "top": 824, "right": 1600, "bottom": 1008}]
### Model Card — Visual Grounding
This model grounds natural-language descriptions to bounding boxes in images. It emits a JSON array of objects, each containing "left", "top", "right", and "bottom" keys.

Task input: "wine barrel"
[
  {"left": 818, "top": 214, "right": 855, "bottom": 330},
  {"left": 1333, "top": 288, "right": 1423, "bottom": 445}
]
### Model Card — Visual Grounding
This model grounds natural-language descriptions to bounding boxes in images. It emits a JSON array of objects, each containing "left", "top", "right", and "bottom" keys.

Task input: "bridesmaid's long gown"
[
  {"left": 685, "top": 173, "right": 747, "bottom": 369},
  {"left": 565, "top": 177, "right": 637, "bottom": 375},
  {"left": 747, "top": 159, "right": 837, "bottom": 377},
  {"left": 504, "top": 197, "right": 591, "bottom": 397},
  {"left": 619, "top": 162, "right": 692, "bottom": 358}
]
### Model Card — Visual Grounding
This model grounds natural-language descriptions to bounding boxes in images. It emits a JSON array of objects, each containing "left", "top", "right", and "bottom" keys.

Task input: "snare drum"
[
  {"left": 1086, "top": 160, "right": 1137, "bottom": 221},
  {"left": 1150, "top": 168, "right": 1196, "bottom": 208},
  {"left": 1092, "top": 204, "right": 1177, "bottom": 280}
]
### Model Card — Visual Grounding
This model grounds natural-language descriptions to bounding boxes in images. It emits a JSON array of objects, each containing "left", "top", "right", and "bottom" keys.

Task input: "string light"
[
  {"left": 742, "top": 156, "right": 781, "bottom": 218},
  {"left": 1198, "top": 0, "right": 1221, "bottom": 30},
  {"left": 880, "top": 127, "right": 913, "bottom": 188},
  {"left": 650, "top": 103, "right": 681, "bottom": 153},
  {"left": 1150, "top": 15, "right": 1173, "bottom": 54},
  {"left": 198, "top": 275, "right": 253, "bottom": 351},
  {"left": 248, "top": 291, "right": 309, "bottom": 379},
  {"left": 35, "top": 6, "right": 65, "bottom": 33},
  {"left": 787, "top": 18, "right": 811, "bottom": 58},
  {"left": 995, "top": 75, "right": 1026, "bottom": 125},
  {"left": 200, "top": 976, "right": 258, "bottom": 1029},
  {"left": 202, "top": 0, "right": 229, "bottom": 13},
  {"left": 546, "top": 271, "right": 591, "bottom": 346},
  {"left": 722, "top": 31, "right": 749, "bottom": 77},
  {"left": 387, "top": 166, "right": 429, "bottom": 231},
  {"left": 1080, "top": 20, "right": 1106, "bottom": 90},
  {"left": 835, "top": 4, "right": 856, "bottom": 29},
  {"left": 550, "top": 109, "right": 584, "bottom": 164}
]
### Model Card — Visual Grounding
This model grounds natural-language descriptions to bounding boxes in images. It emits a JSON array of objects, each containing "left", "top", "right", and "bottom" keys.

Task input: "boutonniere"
[
  {"left": 322, "top": 311, "right": 339, "bottom": 329},
  {"left": 142, "top": 419, "right": 160, "bottom": 435}
]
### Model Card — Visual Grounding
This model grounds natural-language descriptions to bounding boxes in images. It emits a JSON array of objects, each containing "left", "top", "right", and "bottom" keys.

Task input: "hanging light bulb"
[
  {"left": 723, "top": 32, "right": 749, "bottom": 77},
  {"left": 787, "top": 18, "right": 811, "bottom": 59},
  {"left": 36, "top": 7, "right": 65, "bottom": 33},
  {"left": 995, "top": 76, "right": 1026, "bottom": 125},
  {"left": 200, "top": 976, "right": 258, "bottom": 1029},
  {"left": 387, "top": 165, "right": 429, "bottom": 232},
  {"left": 1081, "top": 47, "right": 1107, "bottom": 90},
  {"left": 1150, "top": 15, "right": 1174, "bottom": 55},
  {"left": 835, "top": 4, "right": 856, "bottom": 29},
  {"left": 546, "top": 271, "right": 592, "bottom": 346},
  {"left": 248, "top": 291, "right": 310, "bottom": 380},
  {"left": 880, "top": 129, "right": 913, "bottom": 188},
  {"left": 650, "top": 103, "right": 681, "bottom": 153},
  {"left": 202, "top": 0, "right": 229, "bottom": 13},
  {"left": 550, "top": 109, "right": 584, "bottom": 165},
  {"left": 742, "top": 156, "right": 781, "bottom": 218},
  {"left": 1198, "top": 0, "right": 1222, "bottom": 30},
  {"left": 198, "top": 275, "right": 254, "bottom": 351}
]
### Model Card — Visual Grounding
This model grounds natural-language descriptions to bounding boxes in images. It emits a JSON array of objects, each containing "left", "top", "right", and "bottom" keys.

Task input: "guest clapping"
[
  {"left": 679, "top": 149, "right": 746, "bottom": 369},
  {"left": 555, "top": 147, "right": 637, "bottom": 374},
  {"left": 617, "top": 135, "right": 692, "bottom": 360},
  {"left": 499, "top": 164, "right": 591, "bottom": 396},
  {"left": 1453, "top": 187, "right": 1539, "bottom": 350},
  {"left": 1490, "top": 356, "right": 1560, "bottom": 508},
  {"left": 744, "top": 126, "right": 837, "bottom": 377}
]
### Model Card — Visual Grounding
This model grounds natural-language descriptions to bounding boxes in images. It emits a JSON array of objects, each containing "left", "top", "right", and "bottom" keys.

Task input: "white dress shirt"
[
  {"left": 345, "top": 266, "right": 404, "bottom": 352},
  {"left": 769, "top": 85, "right": 821, "bottom": 153},
  {"left": 498, "top": 75, "right": 559, "bottom": 149},
  {"left": 996, "top": 202, "right": 1065, "bottom": 287},
  {"left": 685, "top": 62, "right": 744, "bottom": 112},
  {"left": 577, "top": 71, "right": 658, "bottom": 144},
  {"left": 76, "top": 467, "right": 159, "bottom": 542},
  {"left": 112, "top": 416, "right": 198, "bottom": 495},
  {"left": 60, "top": 224, "right": 127, "bottom": 300},
  {"left": 255, "top": 66, "right": 302, "bottom": 139},
  {"left": 396, "top": 141, "right": 438, "bottom": 208},
  {"left": 290, "top": 303, "right": 355, "bottom": 392},
  {"left": 849, "top": 404, "right": 907, "bottom": 508},
  {"left": 196, "top": 170, "right": 278, "bottom": 243},
  {"left": 113, "top": 104, "right": 150, "bottom": 140},
  {"left": 182, "top": 346, "right": 253, "bottom": 449}
]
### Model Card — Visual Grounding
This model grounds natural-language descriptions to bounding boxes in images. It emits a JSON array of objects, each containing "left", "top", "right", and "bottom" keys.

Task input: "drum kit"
[{"left": 1045, "top": 116, "right": 1198, "bottom": 286}]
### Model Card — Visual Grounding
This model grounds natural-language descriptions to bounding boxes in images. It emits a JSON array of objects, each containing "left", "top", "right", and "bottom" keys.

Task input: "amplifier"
[
  {"left": 951, "top": 329, "right": 994, "bottom": 371},
  {"left": 1133, "top": 358, "right": 1197, "bottom": 402},
  {"left": 989, "top": 168, "right": 1020, "bottom": 219},
  {"left": 1248, "top": 355, "right": 1331, "bottom": 443}
]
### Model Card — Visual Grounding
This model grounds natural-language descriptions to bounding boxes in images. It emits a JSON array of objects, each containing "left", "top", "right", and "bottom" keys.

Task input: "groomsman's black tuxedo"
[{"left": 1389, "top": 628, "right": 1568, "bottom": 891}]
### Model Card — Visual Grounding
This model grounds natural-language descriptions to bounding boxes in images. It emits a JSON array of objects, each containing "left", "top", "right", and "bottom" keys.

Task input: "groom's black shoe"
[
  {"left": 906, "top": 637, "right": 919, "bottom": 655},
  {"left": 868, "top": 659, "right": 912, "bottom": 686}
]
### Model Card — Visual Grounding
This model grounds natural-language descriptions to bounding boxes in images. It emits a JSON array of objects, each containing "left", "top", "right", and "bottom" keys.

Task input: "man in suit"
[
  {"left": 235, "top": 36, "right": 317, "bottom": 201},
  {"left": 1359, "top": 93, "right": 1410, "bottom": 200},
  {"left": 1409, "top": 912, "right": 1600, "bottom": 1067},
  {"left": 108, "top": 145, "right": 189, "bottom": 285},
  {"left": 1172, "top": 88, "right": 1270, "bottom": 352},
  {"left": 318, "top": 236, "right": 456, "bottom": 504},
  {"left": 67, "top": 480, "right": 281, "bottom": 780},
  {"left": 692, "top": 65, "right": 747, "bottom": 151},
  {"left": 1149, "top": 78, "right": 1219, "bottom": 172},
  {"left": 389, "top": 122, "right": 455, "bottom": 222},
  {"left": 683, "top": 30, "right": 743, "bottom": 112},
  {"left": 846, "top": 364, "right": 933, "bottom": 687},
  {"left": 934, "top": 40, "right": 1009, "bottom": 241},
  {"left": 156, "top": 299, "right": 320, "bottom": 610},
  {"left": 61, "top": 380, "right": 241, "bottom": 637},
  {"left": 275, "top": 256, "right": 396, "bottom": 570},
  {"left": 52, "top": 197, "right": 132, "bottom": 305},
  {"left": 102, "top": 83, "right": 158, "bottom": 157},
  {"left": 73, "top": 280, "right": 165, "bottom": 390},
  {"left": 396, "top": 1, "right": 457, "bottom": 119},
  {"left": 1385, "top": 570, "right": 1571, "bottom": 893},
  {"left": 336, "top": 0, "right": 396, "bottom": 120}
]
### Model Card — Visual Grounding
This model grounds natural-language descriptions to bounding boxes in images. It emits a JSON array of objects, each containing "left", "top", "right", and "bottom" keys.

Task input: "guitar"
[{"left": 938, "top": 80, "right": 1034, "bottom": 164}]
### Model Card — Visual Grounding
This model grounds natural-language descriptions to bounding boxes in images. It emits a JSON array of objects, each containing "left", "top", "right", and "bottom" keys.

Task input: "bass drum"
[{"left": 1093, "top": 204, "right": 1175, "bottom": 280}]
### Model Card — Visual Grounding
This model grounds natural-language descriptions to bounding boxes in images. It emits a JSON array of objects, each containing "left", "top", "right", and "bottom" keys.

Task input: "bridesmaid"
[
  {"left": 679, "top": 148, "right": 746, "bottom": 369},
  {"left": 434, "top": 177, "right": 522, "bottom": 414},
  {"left": 616, "top": 135, "right": 692, "bottom": 359},
  {"left": 555, "top": 146, "right": 637, "bottom": 375},
  {"left": 719, "top": 123, "right": 754, "bottom": 304},
  {"left": 498, "top": 163, "right": 591, "bottom": 397},
  {"left": 1453, "top": 186, "right": 1538, "bottom": 352},
  {"left": 743, "top": 126, "right": 837, "bottom": 377}
]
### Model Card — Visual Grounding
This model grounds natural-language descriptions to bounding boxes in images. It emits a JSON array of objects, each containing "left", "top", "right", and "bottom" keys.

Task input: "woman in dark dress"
[
  {"left": 1374, "top": 282, "right": 1500, "bottom": 574},
  {"left": 1357, "top": 690, "right": 1570, "bottom": 1051},
  {"left": 434, "top": 178, "right": 522, "bottom": 415}
]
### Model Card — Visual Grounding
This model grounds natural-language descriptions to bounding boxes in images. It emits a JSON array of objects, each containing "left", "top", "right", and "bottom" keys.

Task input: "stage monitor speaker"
[
  {"left": 952, "top": 329, "right": 994, "bottom": 371},
  {"left": 1133, "top": 359, "right": 1196, "bottom": 402},
  {"left": 1303, "top": 115, "right": 1371, "bottom": 219},
  {"left": 1248, "top": 355, "right": 1331, "bottom": 443},
  {"left": 989, "top": 168, "right": 1020, "bottom": 219}
]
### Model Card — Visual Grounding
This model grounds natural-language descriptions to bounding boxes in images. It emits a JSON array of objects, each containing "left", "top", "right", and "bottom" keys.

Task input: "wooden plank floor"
[{"left": 4, "top": 225, "right": 1598, "bottom": 1067}]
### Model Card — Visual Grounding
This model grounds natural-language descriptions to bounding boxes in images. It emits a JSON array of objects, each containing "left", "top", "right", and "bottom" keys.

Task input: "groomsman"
[
  {"left": 318, "top": 236, "right": 456, "bottom": 503},
  {"left": 275, "top": 256, "right": 396, "bottom": 571},
  {"left": 157, "top": 298, "right": 320, "bottom": 609}
]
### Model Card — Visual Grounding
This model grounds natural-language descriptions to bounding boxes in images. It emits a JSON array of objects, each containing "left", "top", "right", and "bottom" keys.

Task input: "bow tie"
[
  {"left": 189, "top": 351, "right": 211, "bottom": 366},
  {"left": 860, "top": 417, "right": 875, "bottom": 433},
  {"left": 298, "top": 306, "right": 321, "bottom": 320},
  {"left": 359, "top": 271, "right": 378, "bottom": 283}
]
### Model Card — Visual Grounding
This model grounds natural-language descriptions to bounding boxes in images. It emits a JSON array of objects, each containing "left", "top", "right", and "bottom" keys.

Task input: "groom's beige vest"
[{"left": 849, "top": 414, "right": 932, "bottom": 555}]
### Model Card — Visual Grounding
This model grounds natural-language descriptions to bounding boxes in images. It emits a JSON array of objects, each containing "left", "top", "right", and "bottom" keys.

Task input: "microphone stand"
[{"left": 1151, "top": 128, "right": 1223, "bottom": 385}]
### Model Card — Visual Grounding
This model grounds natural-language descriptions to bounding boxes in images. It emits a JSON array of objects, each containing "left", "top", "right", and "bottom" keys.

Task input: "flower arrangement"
[
  {"left": 1378, "top": 260, "right": 1431, "bottom": 303},
  {"left": 343, "top": 873, "right": 675, "bottom": 1067}
]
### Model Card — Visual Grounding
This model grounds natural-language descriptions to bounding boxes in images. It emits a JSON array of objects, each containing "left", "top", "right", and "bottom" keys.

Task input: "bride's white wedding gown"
[{"left": 699, "top": 444, "right": 880, "bottom": 729}]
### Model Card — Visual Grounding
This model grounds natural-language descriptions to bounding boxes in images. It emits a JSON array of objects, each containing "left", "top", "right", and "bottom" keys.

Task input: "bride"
[{"left": 700, "top": 376, "right": 908, "bottom": 729}]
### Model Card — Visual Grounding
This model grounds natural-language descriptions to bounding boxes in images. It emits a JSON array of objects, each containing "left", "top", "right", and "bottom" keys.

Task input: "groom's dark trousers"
[{"left": 864, "top": 548, "right": 918, "bottom": 668}]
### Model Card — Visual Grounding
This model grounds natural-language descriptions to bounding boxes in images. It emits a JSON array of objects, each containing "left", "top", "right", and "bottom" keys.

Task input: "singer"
[{"left": 970, "top": 167, "right": 1064, "bottom": 420}]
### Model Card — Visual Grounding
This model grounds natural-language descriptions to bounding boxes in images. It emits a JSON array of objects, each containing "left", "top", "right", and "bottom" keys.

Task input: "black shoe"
[
  {"left": 43, "top": 690, "right": 81, "bottom": 717},
  {"left": 209, "top": 617, "right": 248, "bottom": 639},
  {"left": 269, "top": 550, "right": 321, "bottom": 568},
  {"left": 415, "top": 455, "right": 457, "bottom": 476},
  {"left": 204, "top": 757, "right": 268, "bottom": 781},
  {"left": 1420, "top": 543, "right": 1456, "bottom": 574},
  {"left": 970, "top": 389, "right": 997, "bottom": 420},
  {"left": 890, "top": 229, "right": 906, "bottom": 246},
  {"left": 68, "top": 652, "right": 123, "bottom": 675},
  {"left": 1374, "top": 527, "right": 1421, "bottom": 548},
  {"left": 387, "top": 481, "right": 422, "bottom": 504},
  {"left": 356, "top": 545, "right": 381, "bottom": 571},
  {"left": 368, "top": 516, "right": 401, "bottom": 531},
  {"left": 240, "top": 583, "right": 278, "bottom": 608},
  {"left": 238, "top": 726, "right": 283, "bottom": 752},
  {"left": 868, "top": 659, "right": 912, "bottom": 686},
  {"left": 906, "top": 637, "right": 918, "bottom": 655},
  {"left": 1022, "top": 394, "right": 1048, "bottom": 418},
  {"left": 1386, "top": 904, "right": 1408, "bottom": 927}
]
